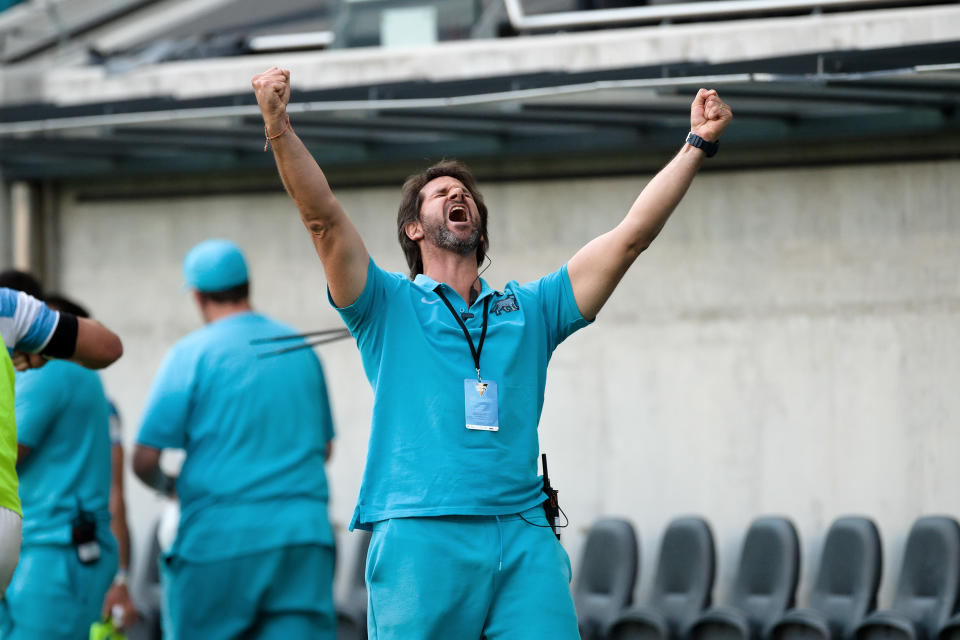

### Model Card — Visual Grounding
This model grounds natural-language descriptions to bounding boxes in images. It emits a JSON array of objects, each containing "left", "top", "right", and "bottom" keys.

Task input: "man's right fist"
[{"left": 252, "top": 67, "right": 291, "bottom": 130}]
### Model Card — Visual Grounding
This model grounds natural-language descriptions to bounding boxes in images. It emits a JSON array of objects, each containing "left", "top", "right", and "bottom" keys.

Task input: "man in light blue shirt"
[
  {"left": 133, "top": 239, "right": 337, "bottom": 640},
  {"left": 255, "top": 65, "right": 732, "bottom": 639}
]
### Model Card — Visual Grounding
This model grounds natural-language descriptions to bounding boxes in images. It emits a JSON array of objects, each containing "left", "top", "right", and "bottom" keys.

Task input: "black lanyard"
[{"left": 435, "top": 287, "right": 490, "bottom": 381}]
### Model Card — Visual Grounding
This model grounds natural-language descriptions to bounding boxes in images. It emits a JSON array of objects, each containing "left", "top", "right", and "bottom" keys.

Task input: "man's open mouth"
[{"left": 448, "top": 204, "right": 468, "bottom": 223}]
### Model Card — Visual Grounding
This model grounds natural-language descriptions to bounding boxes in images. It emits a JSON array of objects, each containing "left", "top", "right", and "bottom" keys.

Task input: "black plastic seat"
[
  {"left": 574, "top": 518, "right": 640, "bottom": 640},
  {"left": 688, "top": 517, "right": 800, "bottom": 640},
  {"left": 854, "top": 516, "right": 960, "bottom": 640},
  {"left": 608, "top": 516, "right": 716, "bottom": 640},
  {"left": 770, "top": 517, "right": 882, "bottom": 640},
  {"left": 337, "top": 530, "right": 372, "bottom": 640}
]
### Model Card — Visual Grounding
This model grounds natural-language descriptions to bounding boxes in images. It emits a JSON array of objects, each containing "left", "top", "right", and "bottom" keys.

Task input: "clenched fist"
[
  {"left": 690, "top": 88, "right": 732, "bottom": 143},
  {"left": 252, "top": 66, "right": 291, "bottom": 134}
]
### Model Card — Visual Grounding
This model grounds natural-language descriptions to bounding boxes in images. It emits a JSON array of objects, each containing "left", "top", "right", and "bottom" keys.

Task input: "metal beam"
[
  {"left": 0, "top": 74, "right": 755, "bottom": 135},
  {"left": 503, "top": 0, "right": 934, "bottom": 32}
]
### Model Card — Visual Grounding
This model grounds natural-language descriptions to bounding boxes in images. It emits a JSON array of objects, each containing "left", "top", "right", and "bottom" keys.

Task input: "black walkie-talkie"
[
  {"left": 541, "top": 453, "right": 561, "bottom": 540},
  {"left": 71, "top": 501, "right": 100, "bottom": 565}
]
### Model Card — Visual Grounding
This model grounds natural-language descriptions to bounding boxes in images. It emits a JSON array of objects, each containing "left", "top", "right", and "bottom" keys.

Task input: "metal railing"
[{"left": 503, "top": 0, "right": 934, "bottom": 31}]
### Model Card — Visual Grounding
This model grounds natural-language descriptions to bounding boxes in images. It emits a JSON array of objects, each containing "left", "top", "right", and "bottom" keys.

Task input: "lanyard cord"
[{"left": 435, "top": 288, "right": 490, "bottom": 381}]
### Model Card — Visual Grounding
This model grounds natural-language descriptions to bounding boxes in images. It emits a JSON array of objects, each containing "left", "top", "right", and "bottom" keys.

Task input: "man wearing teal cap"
[{"left": 133, "top": 239, "right": 337, "bottom": 639}]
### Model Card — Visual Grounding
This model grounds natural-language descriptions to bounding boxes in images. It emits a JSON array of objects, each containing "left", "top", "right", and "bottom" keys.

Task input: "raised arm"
[
  {"left": 102, "top": 440, "right": 140, "bottom": 628},
  {"left": 8, "top": 290, "right": 122, "bottom": 372},
  {"left": 567, "top": 89, "right": 732, "bottom": 320},
  {"left": 72, "top": 318, "right": 123, "bottom": 369},
  {"left": 252, "top": 67, "right": 370, "bottom": 307}
]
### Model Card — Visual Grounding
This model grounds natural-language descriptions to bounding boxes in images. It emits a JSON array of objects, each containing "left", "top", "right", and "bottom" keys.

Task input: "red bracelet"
[{"left": 264, "top": 115, "right": 291, "bottom": 151}]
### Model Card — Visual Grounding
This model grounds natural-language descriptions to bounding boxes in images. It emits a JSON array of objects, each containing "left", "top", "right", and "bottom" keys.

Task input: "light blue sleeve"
[
  {"left": 0, "top": 289, "right": 59, "bottom": 354},
  {"left": 521, "top": 264, "right": 592, "bottom": 354},
  {"left": 14, "top": 368, "right": 65, "bottom": 448},
  {"left": 137, "top": 344, "right": 196, "bottom": 450},
  {"left": 328, "top": 258, "right": 405, "bottom": 359}
]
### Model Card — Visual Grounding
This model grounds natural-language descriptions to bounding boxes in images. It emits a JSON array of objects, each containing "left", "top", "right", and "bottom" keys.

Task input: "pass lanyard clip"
[{"left": 435, "top": 287, "right": 490, "bottom": 381}]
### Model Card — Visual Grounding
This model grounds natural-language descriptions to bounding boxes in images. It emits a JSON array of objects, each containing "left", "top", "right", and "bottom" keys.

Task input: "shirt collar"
[{"left": 413, "top": 273, "right": 497, "bottom": 303}]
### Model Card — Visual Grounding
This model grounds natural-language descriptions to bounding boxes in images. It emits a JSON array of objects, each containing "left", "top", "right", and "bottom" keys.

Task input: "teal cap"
[{"left": 183, "top": 239, "right": 249, "bottom": 292}]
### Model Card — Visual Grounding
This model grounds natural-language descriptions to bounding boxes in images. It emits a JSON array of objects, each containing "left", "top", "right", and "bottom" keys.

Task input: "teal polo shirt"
[
  {"left": 334, "top": 259, "right": 590, "bottom": 530},
  {"left": 137, "top": 312, "right": 335, "bottom": 562},
  {"left": 15, "top": 361, "right": 115, "bottom": 547}
]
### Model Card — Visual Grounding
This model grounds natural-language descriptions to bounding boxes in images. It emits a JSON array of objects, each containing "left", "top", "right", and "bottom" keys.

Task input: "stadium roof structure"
[{"left": 0, "top": 0, "right": 958, "bottom": 185}]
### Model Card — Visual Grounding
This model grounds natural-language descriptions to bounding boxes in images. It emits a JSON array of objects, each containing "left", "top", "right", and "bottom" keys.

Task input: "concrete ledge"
[{"left": 10, "top": 3, "right": 960, "bottom": 106}]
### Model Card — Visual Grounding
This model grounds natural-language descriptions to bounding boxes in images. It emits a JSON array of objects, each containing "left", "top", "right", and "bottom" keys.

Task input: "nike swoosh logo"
[{"left": 420, "top": 297, "right": 442, "bottom": 304}]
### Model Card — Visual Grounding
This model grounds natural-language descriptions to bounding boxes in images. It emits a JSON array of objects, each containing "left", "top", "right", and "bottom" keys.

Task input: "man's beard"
[{"left": 423, "top": 218, "right": 481, "bottom": 256}]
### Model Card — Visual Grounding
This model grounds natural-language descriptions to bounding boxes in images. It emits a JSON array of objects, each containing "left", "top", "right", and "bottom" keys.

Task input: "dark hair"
[
  {"left": 44, "top": 294, "right": 90, "bottom": 318},
  {"left": 396, "top": 160, "right": 489, "bottom": 278},
  {"left": 0, "top": 270, "right": 43, "bottom": 299},
  {"left": 197, "top": 282, "right": 249, "bottom": 304}
]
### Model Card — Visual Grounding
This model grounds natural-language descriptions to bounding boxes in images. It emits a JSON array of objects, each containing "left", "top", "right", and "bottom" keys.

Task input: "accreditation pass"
[{"left": 464, "top": 379, "right": 499, "bottom": 431}]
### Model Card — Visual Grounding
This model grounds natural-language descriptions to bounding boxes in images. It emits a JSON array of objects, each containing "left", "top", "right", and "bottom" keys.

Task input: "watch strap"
[{"left": 686, "top": 131, "right": 719, "bottom": 158}]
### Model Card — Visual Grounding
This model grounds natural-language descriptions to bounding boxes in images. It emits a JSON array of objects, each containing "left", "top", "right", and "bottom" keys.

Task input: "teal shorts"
[
  {"left": 366, "top": 506, "right": 580, "bottom": 640},
  {"left": 165, "top": 543, "right": 336, "bottom": 640},
  {"left": 0, "top": 543, "right": 117, "bottom": 639}
]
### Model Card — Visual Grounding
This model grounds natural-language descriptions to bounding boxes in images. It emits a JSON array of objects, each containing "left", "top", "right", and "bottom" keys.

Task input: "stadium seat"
[
  {"left": 574, "top": 518, "right": 640, "bottom": 640},
  {"left": 769, "top": 517, "right": 882, "bottom": 640},
  {"left": 608, "top": 516, "right": 716, "bottom": 640},
  {"left": 854, "top": 516, "right": 960, "bottom": 640},
  {"left": 337, "top": 530, "right": 372, "bottom": 640},
  {"left": 688, "top": 517, "right": 800, "bottom": 640}
]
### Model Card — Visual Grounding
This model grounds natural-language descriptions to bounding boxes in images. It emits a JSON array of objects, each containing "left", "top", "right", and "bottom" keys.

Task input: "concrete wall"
[{"left": 57, "top": 158, "right": 960, "bottom": 608}]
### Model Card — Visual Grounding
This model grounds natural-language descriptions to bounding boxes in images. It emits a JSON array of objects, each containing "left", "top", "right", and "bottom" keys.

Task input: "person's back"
[
  {"left": 134, "top": 239, "right": 337, "bottom": 639},
  {"left": 16, "top": 361, "right": 113, "bottom": 544},
  {"left": 6, "top": 360, "right": 118, "bottom": 638},
  {"left": 144, "top": 311, "right": 333, "bottom": 561}
]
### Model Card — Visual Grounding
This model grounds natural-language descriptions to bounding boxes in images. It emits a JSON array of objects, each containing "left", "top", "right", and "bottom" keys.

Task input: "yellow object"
[
  {"left": 0, "top": 330, "right": 23, "bottom": 516},
  {"left": 89, "top": 619, "right": 126, "bottom": 640}
]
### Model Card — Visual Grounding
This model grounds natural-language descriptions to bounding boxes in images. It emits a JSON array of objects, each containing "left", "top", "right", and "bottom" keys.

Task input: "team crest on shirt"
[{"left": 492, "top": 295, "right": 519, "bottom": 316}]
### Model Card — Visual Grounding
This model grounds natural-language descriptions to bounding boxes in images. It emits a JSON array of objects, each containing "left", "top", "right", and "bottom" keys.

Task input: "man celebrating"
[
  {"left": 253, "top": 66, "right": 731, "bottom": 639},
  {"left": 133, "top": 239, "right": 336, "bottom": 639}
]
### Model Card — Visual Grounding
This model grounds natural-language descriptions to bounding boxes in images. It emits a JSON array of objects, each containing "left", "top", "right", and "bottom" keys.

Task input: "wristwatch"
[{"left": 686, "top": 131, "right": 719, "bottom": 158}]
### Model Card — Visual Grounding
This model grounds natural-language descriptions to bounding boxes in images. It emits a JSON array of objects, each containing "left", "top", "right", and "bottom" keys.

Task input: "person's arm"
[
  {"left": 72, "top": 317, "right": 123, "bottom": 369},
  {"left": 11, "top": 314, "right": 122, "bottom": 372},
  {"left": 109, "top": 443, "right": 131, "bottom": 571},
  {"left": 132, "top": 445, "right": 175, "bottom": 496},
  {"left": 251, "top": 67, "right": 370, "bottom": 308},
  {"left": 567, "top": 89, "right": 732, "bottom": 320},
  {"left": 135, "top": 346, "right": 190, "bottom": 493},
  {"left": 102, "top": 442, "right": 140, "bottom": 628}
]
